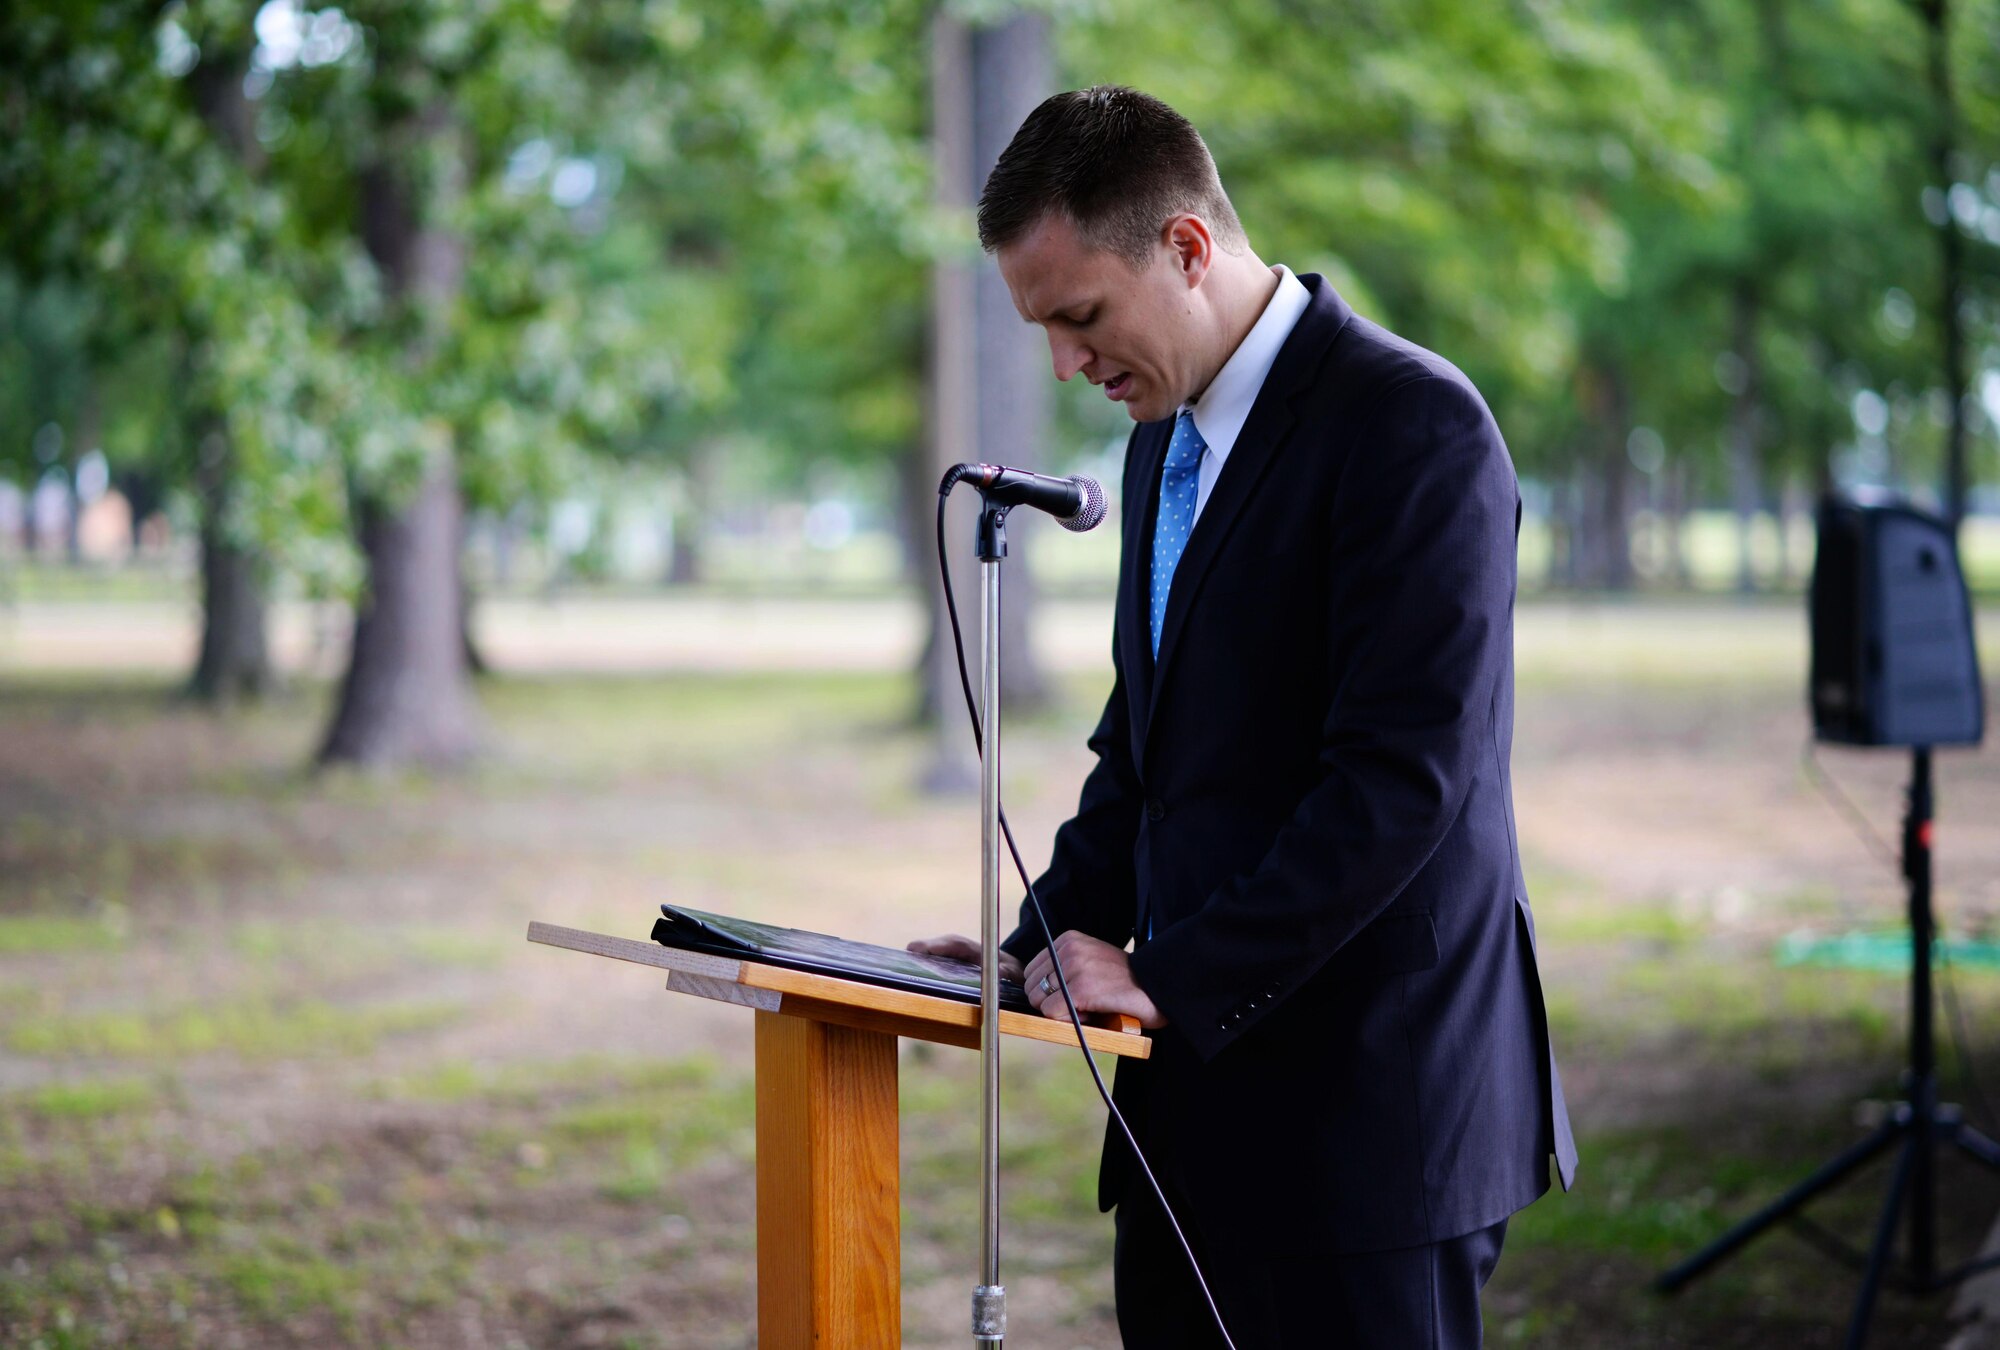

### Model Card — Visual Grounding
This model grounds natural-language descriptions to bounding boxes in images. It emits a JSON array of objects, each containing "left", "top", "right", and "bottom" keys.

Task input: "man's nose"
[{"left": 1049, "top": 335, "right": 1091, "bottom": 383}]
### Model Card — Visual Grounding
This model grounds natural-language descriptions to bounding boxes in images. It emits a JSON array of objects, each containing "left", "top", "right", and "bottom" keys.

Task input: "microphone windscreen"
[{"left": 1060, "top": 476, "right": 1108, "bottom": 532}]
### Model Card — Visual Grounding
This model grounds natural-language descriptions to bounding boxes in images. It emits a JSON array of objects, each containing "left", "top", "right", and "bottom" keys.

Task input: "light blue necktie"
[{"left": 1149, "top": 410, "right": 1206, "bottom": 659}]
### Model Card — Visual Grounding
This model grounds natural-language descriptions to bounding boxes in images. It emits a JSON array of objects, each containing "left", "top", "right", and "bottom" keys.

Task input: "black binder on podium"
[{"left": 651, "top": 904, "right": 1036, "bottom": 1013}]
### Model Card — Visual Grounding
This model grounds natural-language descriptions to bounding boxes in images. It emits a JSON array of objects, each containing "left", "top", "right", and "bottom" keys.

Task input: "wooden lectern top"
[{"left": 527, "top": 921, "right": 1151, "bottom": 1059}]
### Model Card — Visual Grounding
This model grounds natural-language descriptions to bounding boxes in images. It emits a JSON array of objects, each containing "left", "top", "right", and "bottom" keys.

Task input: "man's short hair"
[{"left": 977, "top": 85, "right": 1247, "bottom": 267}]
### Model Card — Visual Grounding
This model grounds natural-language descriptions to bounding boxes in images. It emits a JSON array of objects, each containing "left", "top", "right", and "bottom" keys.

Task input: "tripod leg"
[
  {"left": 1952, "top": 1122, "right": 2000, "bottom": 1171},
  {"left": 1656, "top": 1113, "right": 1905, "bottom": 1294},
  {"left": 1845, "top": 1131, "right": 1919, "bottom": 1350}
]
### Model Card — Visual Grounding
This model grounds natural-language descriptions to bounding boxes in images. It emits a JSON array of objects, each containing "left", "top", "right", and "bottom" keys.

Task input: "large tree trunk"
[
  {"left": 187, "top": 412, "right": 273, "bottom": 701},
  {"left": 184, "top": 41, "right": 274, "bottom": 701},
  {"left": 917, "top": 13, "right": 985, "bottom": 791},
  {"left": 972, "top": 16, "right": 1055, "bottom": 712},
  {"left": 318, "top": 103, "right": 481, "bottom": 768},
  {"left": 320, "top": 460, "right": 480, "bottom": 764},
  {"left": 916, "top": 11, "right": 1054, "bottom": 790}
]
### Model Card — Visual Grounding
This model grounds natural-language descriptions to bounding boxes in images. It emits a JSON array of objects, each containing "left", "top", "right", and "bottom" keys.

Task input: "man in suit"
[{"left": 912, "top": 85, "right": 1576, "bottom": 1348}]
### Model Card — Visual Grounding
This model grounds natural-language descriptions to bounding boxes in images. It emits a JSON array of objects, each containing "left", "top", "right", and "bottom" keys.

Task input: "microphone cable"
[{"left": 935, "top": 479, "right": 1240, "bottom": 1350}]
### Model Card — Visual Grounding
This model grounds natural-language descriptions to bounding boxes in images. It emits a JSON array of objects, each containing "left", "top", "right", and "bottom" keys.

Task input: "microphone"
[{"left": 950, "top": 464, "right": 1108, "bottom": 532}]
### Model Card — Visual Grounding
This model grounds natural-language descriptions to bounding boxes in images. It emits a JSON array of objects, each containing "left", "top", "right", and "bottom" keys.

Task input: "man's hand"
[
  {"left": 1022, "top": 931, "right": 1167, "bottom": 1029},
  {"left": 906, "top": 934, "right": 1025, "bottom": 985}
]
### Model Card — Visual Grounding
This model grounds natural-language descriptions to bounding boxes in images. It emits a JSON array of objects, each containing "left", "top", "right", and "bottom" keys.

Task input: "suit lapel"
[{"left": 1140, "top": 276, "right": 1354, "bottom": 756}]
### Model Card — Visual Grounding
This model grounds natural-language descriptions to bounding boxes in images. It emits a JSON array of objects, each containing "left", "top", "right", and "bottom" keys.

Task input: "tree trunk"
[
  {"left": 1725, "top": 282, "right": 1765, "bottom": 594},
  {"left": 1544, "top": 470, "right": 1572, "bottom": 589},
  {"left": 1776, "top": 477, "right": 1810, "bottom": 588},
  {"left": 187, "top": 413, "right": 273, "bottom": 702},
  {"left": 460, "top": 513, "right": 490, "bottom": 678},
  {"left": 1574, "top": 454, "right": 1636, "bottom": 590},
  {"left": 666, "top": 440, "right": 716, "bottom": 586},
  {"left": 115, "top": 467, "right": 164, "bottom": 554},
  {"left": 917, "top": 13, "right": 985, "bottom": 792},
  {"left": 184, "top": 42, "right": 274, "bottom": 701},
  {"left": 319, "top": 459, "right": 480, "bottom": 764},
  {"left": 1916, "top": 0, "right": 1969, "bottom": 528},
  {"left": 318, "top": 102, "right": 481, "bottom": 768},
  {"left": 19, "top": 471, "right": 40, "bottom": 557},
  {"left": 971, "top": 15, "right": 1055, "bottom": 713},
  {"left": 1663, "top": 457, "right": 1692, "bottom": 589},
  {"left": 915, "top": 11, "right": 1054, "bottom": 790},
  {"left": 1569, "top": 365, "right": 1635, "bottom": 589}
]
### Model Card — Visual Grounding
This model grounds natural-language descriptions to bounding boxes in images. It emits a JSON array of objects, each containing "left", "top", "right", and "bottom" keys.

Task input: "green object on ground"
[{"left": 1777, "top": 930, "right": 2000, "bottom": 973}]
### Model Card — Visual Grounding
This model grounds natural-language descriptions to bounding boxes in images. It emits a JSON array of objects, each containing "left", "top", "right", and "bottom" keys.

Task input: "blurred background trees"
[{"left": 2, "top": 0, "right": 1996, "bottom": 769}]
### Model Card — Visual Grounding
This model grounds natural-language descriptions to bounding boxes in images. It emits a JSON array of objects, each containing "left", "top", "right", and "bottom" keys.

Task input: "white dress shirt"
[{"left": 1181, "top": 264, "right": 1312, "bottom": 523}]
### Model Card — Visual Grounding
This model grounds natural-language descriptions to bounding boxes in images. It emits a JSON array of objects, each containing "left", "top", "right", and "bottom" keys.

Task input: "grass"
[
  {"left": 546, "top": 1070, "right": 757, "bottom": 1203},
  {"left": 3, "top": 614, "right": 1999, "bottom": 1347},
  {"left": 229, "top": 918, "right": 517, "bottom": 974},
  {"left": 20, "top": 1077, "right": 163, "bottom": 1121},
  {"left": 480, "top": 669, "right": 912, "bottom": 771},
  {"left": 0, "top": 913, "right": 128, "bottom": 955},
  {"left": 8, "top": 994, "right": 466, "bottom": 1062}
]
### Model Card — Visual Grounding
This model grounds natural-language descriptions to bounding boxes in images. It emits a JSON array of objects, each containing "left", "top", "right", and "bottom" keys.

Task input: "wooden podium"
[{"left": 527, "top": 921, "right": 1151, "bottom": 1347}]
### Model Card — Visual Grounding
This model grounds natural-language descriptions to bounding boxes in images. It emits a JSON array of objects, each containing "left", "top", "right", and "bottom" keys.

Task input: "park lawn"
[{"left": 2, "top": 601, "right": 1999, "bottom": 1348}]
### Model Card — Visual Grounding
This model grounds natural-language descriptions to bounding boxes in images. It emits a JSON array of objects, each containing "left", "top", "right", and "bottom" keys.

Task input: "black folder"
[{"left": 651, "top": 904, "right": 1036, "bottom": 1013}]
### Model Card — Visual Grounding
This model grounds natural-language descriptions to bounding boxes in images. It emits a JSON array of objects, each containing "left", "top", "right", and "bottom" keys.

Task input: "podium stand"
[{"left": 527, "top": 921, "right": 1151, "bottom": 1347}]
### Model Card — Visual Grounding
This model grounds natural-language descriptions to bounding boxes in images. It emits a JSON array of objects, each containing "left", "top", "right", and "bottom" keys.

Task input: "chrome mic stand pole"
[{"left": 971, "top": 500, "right": 1008, "bottom": 1346}]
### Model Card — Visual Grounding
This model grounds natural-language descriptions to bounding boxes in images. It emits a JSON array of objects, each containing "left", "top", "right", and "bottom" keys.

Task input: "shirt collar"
[{"left": 1181, "top": 264, "right": 1311, "bottom": 460}]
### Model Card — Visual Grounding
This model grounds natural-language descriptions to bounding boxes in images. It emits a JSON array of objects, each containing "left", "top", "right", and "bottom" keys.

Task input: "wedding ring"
[{"left": 1038, "top": 975, "right": 1054, "bottom": 995}]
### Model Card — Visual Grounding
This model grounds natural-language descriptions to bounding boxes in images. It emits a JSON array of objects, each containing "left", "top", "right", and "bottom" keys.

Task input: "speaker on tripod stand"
[{"left": 1657, "top": 491, "right": 1993, "bottom": 1348}]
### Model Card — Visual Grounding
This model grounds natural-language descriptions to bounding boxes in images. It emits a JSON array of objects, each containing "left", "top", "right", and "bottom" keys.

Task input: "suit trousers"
[{"left": 1112, "top": 1178, "right": 1508, "bottom": 1349}]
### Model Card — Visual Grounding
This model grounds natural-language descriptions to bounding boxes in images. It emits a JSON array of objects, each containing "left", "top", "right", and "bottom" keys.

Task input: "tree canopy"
[{"left": 4, "top": 0, "right": 1995, "bottom": 600}]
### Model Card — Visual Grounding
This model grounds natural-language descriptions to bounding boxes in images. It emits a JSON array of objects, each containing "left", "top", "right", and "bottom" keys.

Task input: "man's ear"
[{"left": 1163, "top": 214, "right": 1215, "bottom": 288}]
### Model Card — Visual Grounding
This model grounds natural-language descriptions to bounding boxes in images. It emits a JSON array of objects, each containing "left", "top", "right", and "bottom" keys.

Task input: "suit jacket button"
[{"left": 1145, "top": 798, "right": 1165, "bottom": 822}]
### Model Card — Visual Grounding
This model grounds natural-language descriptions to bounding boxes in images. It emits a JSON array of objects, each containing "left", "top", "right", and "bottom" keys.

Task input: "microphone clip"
[{"left": 975, "top": 498, "right": 1009, "bottom": 562}]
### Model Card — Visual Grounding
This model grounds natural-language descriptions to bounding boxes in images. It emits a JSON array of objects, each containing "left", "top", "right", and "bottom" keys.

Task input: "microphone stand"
[{"left": 971, "top": 496, "right": 1009, "bottom": 1346}]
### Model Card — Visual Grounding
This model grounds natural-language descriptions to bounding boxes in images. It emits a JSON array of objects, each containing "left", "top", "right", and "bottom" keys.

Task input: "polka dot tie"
[{"left": 1149, "top": 410, "right": 1206, "bottom": 659}]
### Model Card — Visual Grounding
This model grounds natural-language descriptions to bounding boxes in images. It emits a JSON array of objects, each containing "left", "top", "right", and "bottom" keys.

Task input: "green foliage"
[
  {"left": 3, "top": 0, "right": 1994, "bottom": 594},
  {"left": 1, "top": 0, "right": 938, "bottom": 594},
  {"left": 1069, "top": 0, "right": 1998, "bottom": 502}
]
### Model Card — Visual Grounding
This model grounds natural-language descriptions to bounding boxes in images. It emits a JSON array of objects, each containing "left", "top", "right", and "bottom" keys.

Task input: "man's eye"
[{"left": 1073, "top": 311, "right": 1097, "bottom": 327}]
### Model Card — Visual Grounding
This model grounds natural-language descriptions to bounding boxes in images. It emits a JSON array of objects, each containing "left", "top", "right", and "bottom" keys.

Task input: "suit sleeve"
[
  {"left": 1128, "top": 374, "right": 1518, "bottom": 1061},
  {"left": 999, "top": 433, "right": 1147, "bottom": 965}
]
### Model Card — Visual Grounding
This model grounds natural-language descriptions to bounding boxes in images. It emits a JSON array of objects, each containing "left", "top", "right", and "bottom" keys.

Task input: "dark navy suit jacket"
[{"left": 1001, "top": 274, "right": 1578, "bottom": 1255}]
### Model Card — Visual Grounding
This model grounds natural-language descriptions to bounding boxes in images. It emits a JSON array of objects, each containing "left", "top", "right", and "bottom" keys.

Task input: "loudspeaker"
[{"left": 1810, "top": 492, "right": 1984, "bottom": 747}]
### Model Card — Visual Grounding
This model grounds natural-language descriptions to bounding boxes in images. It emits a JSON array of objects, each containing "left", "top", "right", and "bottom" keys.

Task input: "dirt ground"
[{"left": 3, "top": 595, "right": 2000, "bottom": 1348}]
